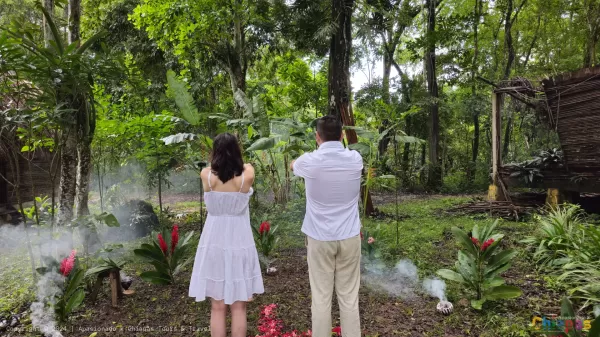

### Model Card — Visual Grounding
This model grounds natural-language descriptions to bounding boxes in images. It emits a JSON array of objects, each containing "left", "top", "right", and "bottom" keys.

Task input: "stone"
[{"left": 104, "top": 200, "right": 160, "bottom": 242}]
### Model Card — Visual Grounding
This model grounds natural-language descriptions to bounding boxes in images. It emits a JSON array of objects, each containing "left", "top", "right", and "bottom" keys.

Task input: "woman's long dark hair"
[{"left": 210, "top": 133, "right": 244, "bottom": 183}]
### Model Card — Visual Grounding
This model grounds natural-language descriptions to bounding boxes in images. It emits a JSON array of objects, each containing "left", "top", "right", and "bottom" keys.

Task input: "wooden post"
[
  {"left": 109, "top": 269, "right": 123, "bottom": 307},
  {"left": 489, "top": 92, "right": 505, "bottom": 201}
]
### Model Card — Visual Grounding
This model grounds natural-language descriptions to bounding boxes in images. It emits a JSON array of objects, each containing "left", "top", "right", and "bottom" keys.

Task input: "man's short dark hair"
[{"left": 317, "top": 115, "right": 343, "bottom": 142}]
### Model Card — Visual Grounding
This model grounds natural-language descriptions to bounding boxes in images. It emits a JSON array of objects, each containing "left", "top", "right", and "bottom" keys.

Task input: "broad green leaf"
[
  {"left": 65, "top": 288, "right": 85, "bottom": 315},
  {"left": 85, "top": 265, "right": 114, "bottom": 278},
  {"left": 38, "top": 4, "right": 64, "bottom": 54},
  {"left": 471, "top": 298, "right": 486, "bottom": 310},
  {"left": 483, "top": 277, "right": 505, "bottom": 289},
  {"left": 485, "top": 249, "right": 518, "bottom": 278},
  {"left": 436, "top": 269, "right": 466, "bottom": 284},
  {"left": 140, "top": 271, "right": 172, "bottom": 285},
  {"left": 394, "top": 135, "right": 424, "bottom": 144},
  {"left": 64, "top": 269, "right": 84, "bottom": 299},
  {"left": 484, "top": 285, "right": 522, "bottom": 300},
  {"left": 451, "top": 226, "right": 478, "bottom": 256},
  {"left": 77, "top": 31, "right": 106, "bottom": 54},
  {"left": 471, "top": 224, "right": 480, "bottom": 241},
  {"left": 247, "top": 137, "right": 276, "bottom": 152},
  {"left": 167, "top": 70, "right": 200, "bottom": 125},
  {"left": 95, "top": 213, "right": 120, "bottom": 227},
  {"left": 348, "top": 143, "right": 371, "bottom": 156},
  {"left": 161, "top": 133, "right": 197, "bottom": 145},
  {"left": 134, "top": 248, "right": 168, "bottom": 266}
]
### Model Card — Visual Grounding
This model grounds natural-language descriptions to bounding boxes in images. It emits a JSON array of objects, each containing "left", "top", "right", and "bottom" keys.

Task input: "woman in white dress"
[{"left": 189, "top": 133, "right": 264, "bottom": 337}]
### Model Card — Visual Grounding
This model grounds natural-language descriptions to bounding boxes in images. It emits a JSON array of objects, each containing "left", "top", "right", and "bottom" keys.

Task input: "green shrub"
[
  {"left": 134, "top": 225, "right": 195, "bottom": 284},
  {"left": 522, "top": 204, "right": 586, "bottom": 269},
  {"left": 437, "top": 220, "right": 522, "bottom": 309}
]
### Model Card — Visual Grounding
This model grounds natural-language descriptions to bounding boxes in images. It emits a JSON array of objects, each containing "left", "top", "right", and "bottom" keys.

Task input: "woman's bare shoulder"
[
  {"left": 200, "top": 167, "right": 212, "bottom": 179},
  {"left": 243, "top": 164, "right": 255, "bottom": 178}
]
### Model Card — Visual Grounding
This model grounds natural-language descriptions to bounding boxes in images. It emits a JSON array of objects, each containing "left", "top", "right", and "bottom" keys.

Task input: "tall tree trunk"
[
  {"left": 377, "top": 49, "right": 393, "bottom": 157},
  {"left": 469, "top": 0, "right": 482, "bottom": 182},
  {"left": 228, "top": 0, "right": 247, "bottom": 116},
  {"left": 76, "top": 141, "right": 91, "bottom": 216},
  {"left": 328, "top": 0, "right": 375, "bottom": 215},
  {"left": 502, "top": 0, "right": 516, "bottom": 160},
  {"left": 43, "top": 0, "right": 54, "bottom": 47},
  {"left": 68, "top": 0, "right": 81, "bottom": 45},
  {"left": 58, "top": 132, "right": 77, "bottom": 224},
  {"left": 584, "top": 0, "right": 600, "bottom": 67},
  {"left": 425, "top": 0, "right": 441, "bottom": 190}
]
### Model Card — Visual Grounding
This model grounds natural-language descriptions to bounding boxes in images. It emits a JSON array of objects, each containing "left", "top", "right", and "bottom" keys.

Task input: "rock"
[
  {"left": 105, "top": 200, "right": 160, "bottom": 242},
  {"left": 9, "top": 314, "right": 19, "bottom": 327},
  {"left": 0, "top": 317, "right": 8, "bottom": 331}
]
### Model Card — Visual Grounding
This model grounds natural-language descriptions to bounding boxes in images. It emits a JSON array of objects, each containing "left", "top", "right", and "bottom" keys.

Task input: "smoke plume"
[
  {"left": 362, "top": 258, "right": 448, "bottom": 301},
  {"left": 30, "top": 270, "right": 64, "bottom": 337}
]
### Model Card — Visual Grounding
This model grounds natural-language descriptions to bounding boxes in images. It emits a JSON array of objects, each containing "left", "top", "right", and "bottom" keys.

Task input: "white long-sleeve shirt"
[{"left": 293, "top": 141, "right": 363, "bottom": 241}]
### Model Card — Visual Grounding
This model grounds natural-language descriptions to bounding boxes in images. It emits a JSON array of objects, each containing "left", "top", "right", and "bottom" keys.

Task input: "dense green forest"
[{"left": 2, "top": 0, "right": 591, "bottom": 214}]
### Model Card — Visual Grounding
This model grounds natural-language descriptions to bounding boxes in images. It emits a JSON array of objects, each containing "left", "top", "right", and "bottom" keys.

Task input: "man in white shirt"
[{"left": 290, "top": 115, "right": 363, "bottom": 337}]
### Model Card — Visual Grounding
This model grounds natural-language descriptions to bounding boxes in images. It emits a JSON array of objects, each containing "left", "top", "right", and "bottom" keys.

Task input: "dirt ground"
[{"left": 66, "top": 249, "right": 481, "bottom": 337}]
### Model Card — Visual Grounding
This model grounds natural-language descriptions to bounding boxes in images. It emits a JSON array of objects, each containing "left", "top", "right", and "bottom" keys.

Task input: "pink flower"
[
  {"left": 260, "top": 221, "right": 271, "bottom": 235},
  {"left": 158, "top": 234, "right": 168, "bottom": 255},
  {"left": 59, "top": 250, "right": 76, "bottom": 277},
  {"left": 171, "top": 225, "right": 179, "bottom": 253},
  {"left": 332, "top": 326, "right": 342, "bottom": 335},
  {"left": 368, "top": 237, "right": 375, "bottom": 244}
]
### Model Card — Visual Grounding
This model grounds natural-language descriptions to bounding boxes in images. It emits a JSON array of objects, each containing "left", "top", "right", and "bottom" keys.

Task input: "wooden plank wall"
[
  {"left": 541, "top": 66, "right": 600, "bottom": 187},
  {"left": 1, "top": 148, "right": 59, "bottom": 206}
]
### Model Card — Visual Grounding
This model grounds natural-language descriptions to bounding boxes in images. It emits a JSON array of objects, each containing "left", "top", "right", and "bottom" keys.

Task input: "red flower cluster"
[
  {"left": 256, "top": 304, "right": 312, "bottom": 337},
  {"left": 332, "top": 326, "right": 342, "bottom": 336},
  {"left": 59, "top": 250, "right": 76, "bottom": 277},
  {"left": 158, "top": 234, "right": 168, "bottom": 255},
  {"left": 171, "top": 225, "right": 179, "bottom": 254},
  {"left": 158, "top": 225, "right": 180, "bottom": 255},
  {"left": 481, "top": 238, "right": 495, "bottom": 251},
  {"left": 471, "top": 237, "right": 479, "bottom": 246},
  {"left": 259, "top": 221, "right": 271, "bottom": 235}
]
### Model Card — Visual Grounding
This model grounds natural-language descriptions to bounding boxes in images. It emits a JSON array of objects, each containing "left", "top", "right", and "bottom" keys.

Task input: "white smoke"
[
  {"left": 422, "top": 277, "right": 447, "bottom": 301},
  {"left": 30, "top": 270, "right": 65, "bottom": 337},
  {"left": 362, "top": 258, "right": 448, "bottom": 301}
]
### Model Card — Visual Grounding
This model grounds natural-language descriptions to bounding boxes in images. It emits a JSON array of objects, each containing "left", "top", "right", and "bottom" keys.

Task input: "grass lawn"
[{"left": 0, "top": 194, "right": 566, "bottom": 336}]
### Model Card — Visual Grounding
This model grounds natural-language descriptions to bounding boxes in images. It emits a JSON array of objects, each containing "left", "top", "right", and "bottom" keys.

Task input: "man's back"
[{"left": 292, "top": 141, "right": 363, "bottom": 241}]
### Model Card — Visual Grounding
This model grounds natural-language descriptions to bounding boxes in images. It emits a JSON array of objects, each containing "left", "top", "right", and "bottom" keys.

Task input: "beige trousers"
[{"left": 306, "top": 235, "right": 361, "bottom": 337}]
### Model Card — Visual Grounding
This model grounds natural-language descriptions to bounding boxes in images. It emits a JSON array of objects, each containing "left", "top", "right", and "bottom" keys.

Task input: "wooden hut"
[
  {"left": 0, "top": 138, "right": 58, "bottom": 222},
  {"left": 490, "top": 66, "right": 600, "bottom": 202}
]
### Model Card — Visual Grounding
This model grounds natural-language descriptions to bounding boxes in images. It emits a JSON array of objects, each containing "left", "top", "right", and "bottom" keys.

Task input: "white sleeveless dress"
[{"left": 188, "top": 171, "right": 264, "bottom": 304}]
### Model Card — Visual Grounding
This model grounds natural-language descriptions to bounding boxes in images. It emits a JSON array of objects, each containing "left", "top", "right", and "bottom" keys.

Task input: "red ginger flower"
[
  {"left": 332, "top": 326, "right": 342, "bottom": 335},
  {"left": 158, "top": 234, "right": 168, "bottom": 255},
  {"left": 471, "top": 237, "right": 479, "bottom": 246},
  {"left": 60, "top": 250, "right": 76, "bottom": 277},
  {"left": 259, "top": 221, "right": 271, "bottom": 235},
  {"left": 481, "top": 238, "right": 495, "bottom": 251},
  {"left": 171, "top": 225, "right": 179, "bottom": 253}
]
